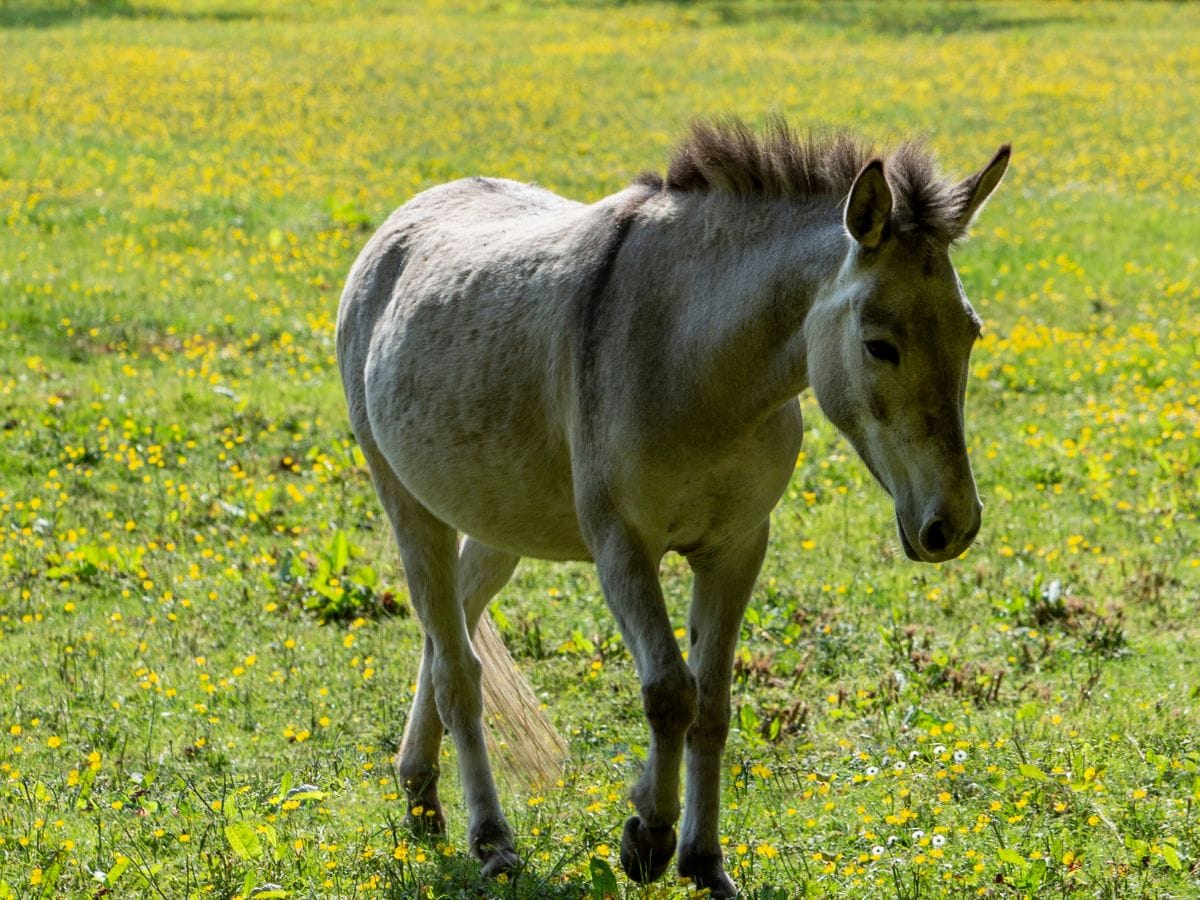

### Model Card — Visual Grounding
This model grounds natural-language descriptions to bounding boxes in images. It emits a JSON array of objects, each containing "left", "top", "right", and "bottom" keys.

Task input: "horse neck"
[{"left": 641, "top": 191, "right": 847, "bottom": 424}]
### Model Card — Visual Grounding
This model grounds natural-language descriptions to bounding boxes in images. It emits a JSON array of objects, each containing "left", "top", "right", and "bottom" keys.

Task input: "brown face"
[{"left": 808, "top": 244, "right": 983, "bottom": 563}]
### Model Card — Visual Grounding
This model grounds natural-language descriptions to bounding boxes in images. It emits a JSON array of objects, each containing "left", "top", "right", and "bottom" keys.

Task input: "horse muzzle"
[{"left": 896, "top": 504, "right": 981, "bottom": 563}]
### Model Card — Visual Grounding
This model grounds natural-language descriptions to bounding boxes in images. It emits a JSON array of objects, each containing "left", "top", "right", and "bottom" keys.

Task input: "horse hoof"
[
  {"left": 680, "top": 852, "right": 738, "bottom": 898},
  {"left": 619, "top": 815, "right": 677, "bottom": 884},
  {"left": 479, "top": 846, "right": 523, "bottom": 878},
  {"left": 471, "top": 820, "right": 521, "bottom": 878}
]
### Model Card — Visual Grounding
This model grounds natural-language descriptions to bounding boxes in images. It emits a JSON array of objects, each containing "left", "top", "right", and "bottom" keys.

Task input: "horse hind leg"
[
  {"left": 357, "top": 444, "right": 447, "bottom": 835},
  {"left": 396, "top": 536, "right": 518, "bottom": 840},
  {"left": 361, "top": 442, "right": 519, "bottom": 875},
  {"left": 458, "top": 538, "right": 520, "bottom": 636},
  {"left": 453, "top": 538, "right": 521, "bottom": 871},
  {"left": 398, "top": 634, "right": 447, "bottom": 836},
  {"left": 412, "top": 534, "right": 520, "bottom": 876}
]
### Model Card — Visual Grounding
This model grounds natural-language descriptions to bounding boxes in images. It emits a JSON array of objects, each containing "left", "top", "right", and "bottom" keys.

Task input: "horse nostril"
[
  {"left": 965, "top": 517, "right": 981, "bottom": 546},
  {"left": 921, "top": 518, "right": 949, "bottom": 554}
]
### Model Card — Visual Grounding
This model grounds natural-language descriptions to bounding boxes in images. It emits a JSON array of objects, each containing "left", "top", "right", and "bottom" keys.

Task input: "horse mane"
[{"left": 636, "top": 116, "right": 967, "bottom": 244}]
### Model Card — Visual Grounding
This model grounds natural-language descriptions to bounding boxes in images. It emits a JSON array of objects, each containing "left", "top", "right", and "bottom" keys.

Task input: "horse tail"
[{"left": 476, "top": 612, "right": 568, "bottom": 789}]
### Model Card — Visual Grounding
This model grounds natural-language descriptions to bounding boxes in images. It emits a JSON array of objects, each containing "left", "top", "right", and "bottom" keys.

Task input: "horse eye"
[{"left": 864, "top": 340, "right": 900, "bottom": 365}]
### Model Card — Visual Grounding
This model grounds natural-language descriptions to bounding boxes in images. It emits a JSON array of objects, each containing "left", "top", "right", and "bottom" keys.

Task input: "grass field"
[{"left": 1, "top": 0, "right": 1198, "bottom": 896}]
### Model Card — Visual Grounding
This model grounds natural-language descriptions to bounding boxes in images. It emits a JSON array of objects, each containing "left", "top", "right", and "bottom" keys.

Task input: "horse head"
[{"left": 805, "top": 146, "right": 1010, "bottom": 562}]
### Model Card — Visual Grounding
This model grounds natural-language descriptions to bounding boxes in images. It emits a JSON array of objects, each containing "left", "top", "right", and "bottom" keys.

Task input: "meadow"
[{"left": 0, "top": 0, "right": 1197, "bottom": 896}]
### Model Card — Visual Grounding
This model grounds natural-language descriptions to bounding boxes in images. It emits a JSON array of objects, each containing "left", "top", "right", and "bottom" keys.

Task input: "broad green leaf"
[
  {"left": 1025, "top": 858, "right": 1047, "bottom": 889},
  {"left": 225, "top": 821, "right": 264, "bottom": 861},
  {"left": 589, "top": 857, "right": 619, "bottom": 899},
  {"left": 1018, "top": 763, "right": 1049, "bottom": 782},
  {"left": 1161, "top": 844, "right": 1182, "bottom": 871},
  {"left": 314, "top": 579, "right": 344, "bottom": 602},
  {"left": 351, "top": 564, "right": 378, "bottom": 589},
  {"left": 767, "top": 715, "right": 781, "bottom": 741},
  {"left": 997, "top": 847, "right": 1028, "bottom": 867},
  {"left": 331, "top": 529, "right": 349, "bottom": 572},
  {"left": 106, "top": 858, "right": 129, "bottom": 887},
  {"left": 285, "top": 787, "right": 328, "bottom": 801}
]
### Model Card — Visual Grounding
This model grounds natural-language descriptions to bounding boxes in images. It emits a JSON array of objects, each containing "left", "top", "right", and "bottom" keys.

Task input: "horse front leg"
[
  {"left": 588, "top": 521, "right": 697, "bottom": 885},
  {"left": 679, "top": 523, "right": 770, "bottom": 899}
]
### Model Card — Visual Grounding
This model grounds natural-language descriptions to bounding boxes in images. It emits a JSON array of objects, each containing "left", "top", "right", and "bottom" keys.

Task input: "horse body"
[
  {"left": 336, "top": 119, "right": 1009, "bottom": 896},
  {"left": 344, "top": 177, "right": 816, "bottom": 563}
]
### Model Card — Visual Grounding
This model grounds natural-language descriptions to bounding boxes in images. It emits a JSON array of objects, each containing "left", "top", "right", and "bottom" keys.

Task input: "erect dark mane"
[{"left": 636, "top": 116, "right": 968, "bottom": 244}]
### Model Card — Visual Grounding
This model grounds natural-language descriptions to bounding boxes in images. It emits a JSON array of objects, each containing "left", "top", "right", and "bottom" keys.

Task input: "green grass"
[{"left": 0, "top": 0, "right": 1198, "bottom": 896}]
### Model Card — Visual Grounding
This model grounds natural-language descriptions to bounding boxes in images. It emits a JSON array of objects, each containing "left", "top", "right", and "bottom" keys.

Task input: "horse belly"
[
  {"left": 413, "top": 437, "right": 588, "bottom": 561},
  {"left": 633, "top": 403, "right": 803, "bottom": 555}
]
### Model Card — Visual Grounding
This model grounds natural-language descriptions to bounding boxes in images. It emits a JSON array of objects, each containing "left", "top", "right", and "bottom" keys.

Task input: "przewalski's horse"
[{"left": 336, "top": 118, "right": 1009, "bottom": 897}]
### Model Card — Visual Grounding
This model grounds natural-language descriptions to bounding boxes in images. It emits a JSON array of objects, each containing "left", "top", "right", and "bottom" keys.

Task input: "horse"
[{"left": 335, "top": 117, "right": 1009, "bottom": 897}]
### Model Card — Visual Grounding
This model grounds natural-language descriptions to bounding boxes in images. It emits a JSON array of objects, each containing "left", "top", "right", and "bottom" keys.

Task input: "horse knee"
[
  {"left": 688, "top": 694, "right": 732, "bottom": 746},
  {"left": 642, "top": 668, "right": 698, "bottom": 738},
  {"left": 688, "top": 712, "right": 730, "bottom": 748},
  {"left": 431, "top": 651, "right": 484, "bottom": 731}
]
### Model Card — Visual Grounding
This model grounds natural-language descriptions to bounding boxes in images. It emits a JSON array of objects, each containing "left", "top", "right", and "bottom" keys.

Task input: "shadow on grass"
[
  {"left": 558, "top": 0, "right": 1094, "bottom": 35},
  {"left": 0, "top": 0, "right": 259, "bottom": 29},
  {"left": 4, "top": 0, "right": 1105, "bottom": 33}
]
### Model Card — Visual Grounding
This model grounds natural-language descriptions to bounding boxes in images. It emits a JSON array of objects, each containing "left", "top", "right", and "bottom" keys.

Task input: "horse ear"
[
  {"left": 845, "top": 159, "right": 892, "bottom": 250},
  {"left": 953, "top": 144, "right": 1011, "bottom": 234}
]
